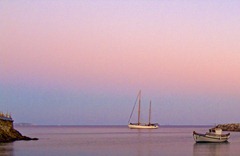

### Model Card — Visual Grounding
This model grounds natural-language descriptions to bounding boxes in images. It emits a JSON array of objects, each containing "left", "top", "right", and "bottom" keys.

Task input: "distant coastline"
[
  {"left": 13, "top": 123, "right": 240, "bottom": 132},
  {"left": 14, "top": 123, "right": 35, "bottom": 127},
  {"left": 14, "top": 124, "right": 214, "bottom": 128}
]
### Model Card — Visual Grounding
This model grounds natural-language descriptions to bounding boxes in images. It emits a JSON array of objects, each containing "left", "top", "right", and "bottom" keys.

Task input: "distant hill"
[{"left": 14, "top": 123, "right": 34, "bottom": 126}]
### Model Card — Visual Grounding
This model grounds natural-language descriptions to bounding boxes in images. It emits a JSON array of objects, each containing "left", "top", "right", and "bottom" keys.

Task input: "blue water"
[{"left": 1, "top": 126, "right": 240, "bottom": 156}]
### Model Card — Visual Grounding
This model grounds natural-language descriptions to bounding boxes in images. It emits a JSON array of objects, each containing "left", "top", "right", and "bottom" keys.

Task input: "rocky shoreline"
[
  {"left": 0, "top": 118, "right": 38, "bottom": 142},
  {"left": 214, "top": 123, "right": 240, "bottom": 132}
]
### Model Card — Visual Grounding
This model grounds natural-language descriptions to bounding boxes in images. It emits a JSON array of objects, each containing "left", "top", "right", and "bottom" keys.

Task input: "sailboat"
[{"left": 128, "top": 91, "right": 158, "bottom": 129}]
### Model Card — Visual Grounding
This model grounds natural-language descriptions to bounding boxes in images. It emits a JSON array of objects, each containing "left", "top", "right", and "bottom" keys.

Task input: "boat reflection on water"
[
  {"left": 193, "top": 142, "right": 230, "bottom": 156},
  {"left": 0, "top": 143, "right": 14, "bottom": 156}
]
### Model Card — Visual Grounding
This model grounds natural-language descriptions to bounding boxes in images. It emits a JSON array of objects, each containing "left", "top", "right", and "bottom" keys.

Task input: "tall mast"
[
  {"left": 149, "top": 100, "right": 151, "bottom": 125},
  {"left": 138, "top": 90, "right": 141, "bottom": 125}
]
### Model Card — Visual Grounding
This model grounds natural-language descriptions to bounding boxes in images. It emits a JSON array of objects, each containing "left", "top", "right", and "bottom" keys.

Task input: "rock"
[
  {"left": 213, "top": 123, "right": 240, "bottom": 132},
  {"left": 0, "top": 118, "right": 38, "bottom": 142}
]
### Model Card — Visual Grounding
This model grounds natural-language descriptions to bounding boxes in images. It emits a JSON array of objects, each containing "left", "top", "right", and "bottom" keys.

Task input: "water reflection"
[
  {"left": 136, "top": 129, "right": 154, "bottom": 156},
  {"left": 193, "top": 142, "right": 230, "bottom": 156},
  {"left": 0, "top": 143, "right": 14, "bottom": 156}
]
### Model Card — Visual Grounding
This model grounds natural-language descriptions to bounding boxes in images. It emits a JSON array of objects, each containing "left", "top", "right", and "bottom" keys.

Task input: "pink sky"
[{"left": 1, "top": 1, "right": 240, "bottom": 125}]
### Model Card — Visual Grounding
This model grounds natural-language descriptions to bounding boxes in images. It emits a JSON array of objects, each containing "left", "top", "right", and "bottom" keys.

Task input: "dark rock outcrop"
[
  {"left": 214, "top": 123, "right": 240, "bottom": 132},
  {"left": 0, "top": 118, "right": 38, "bottom": 142}
]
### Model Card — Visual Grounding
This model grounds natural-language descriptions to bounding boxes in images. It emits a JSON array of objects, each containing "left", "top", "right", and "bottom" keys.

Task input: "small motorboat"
[{"left": 193, "top": 128, "right": 230, "bottom": 143}]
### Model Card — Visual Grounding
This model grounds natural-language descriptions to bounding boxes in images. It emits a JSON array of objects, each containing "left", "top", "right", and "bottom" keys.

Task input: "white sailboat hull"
[
  {"left": 193, "top": 131, "right": 230, "bottom": 143},
  {"left": 128, "top": 124, "right": 158, "bottom": 129}
]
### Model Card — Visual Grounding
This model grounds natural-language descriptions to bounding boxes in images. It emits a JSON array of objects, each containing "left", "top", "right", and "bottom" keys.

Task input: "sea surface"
[{"left": 1, "top": 125, "right": 240, "bottom": 156}]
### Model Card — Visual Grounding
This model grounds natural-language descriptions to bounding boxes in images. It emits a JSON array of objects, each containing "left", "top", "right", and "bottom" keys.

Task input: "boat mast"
[
  {"left": 138, "top": 90, "right": 141, "bottom": 125},
  {"left": 128, "top": 90, "right": 142, "bottom": 124},
  {"left": 149, "top": 100, "right": 151, "bottom": 125}
]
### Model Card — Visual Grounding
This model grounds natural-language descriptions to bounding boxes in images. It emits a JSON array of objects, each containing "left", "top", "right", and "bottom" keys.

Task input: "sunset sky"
[{"left": 1, "top": 1, "right": 240, "bottom": 125}]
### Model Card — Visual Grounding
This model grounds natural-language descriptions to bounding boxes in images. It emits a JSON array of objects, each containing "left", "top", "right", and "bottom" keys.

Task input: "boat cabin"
[{"left": 209, "top": 128, "right": 222, "bottom": 135}]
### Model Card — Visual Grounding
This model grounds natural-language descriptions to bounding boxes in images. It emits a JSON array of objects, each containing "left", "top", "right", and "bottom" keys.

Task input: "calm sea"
[{"left": 1, "top": 125, "right": 240, "bottom": 156}]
